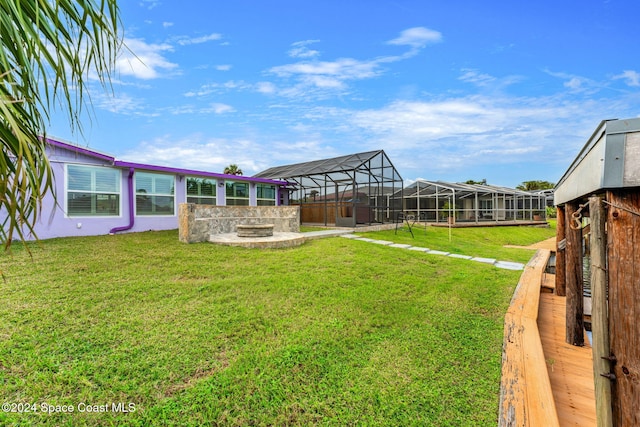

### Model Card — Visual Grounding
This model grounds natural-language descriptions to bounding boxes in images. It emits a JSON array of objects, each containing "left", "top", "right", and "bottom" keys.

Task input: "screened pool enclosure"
[
  {"left": 399, "top": 180, "right": 548, "bottom": 224},
  {"left": 254, "top": 150, "right": 403, "bottom": 227}
]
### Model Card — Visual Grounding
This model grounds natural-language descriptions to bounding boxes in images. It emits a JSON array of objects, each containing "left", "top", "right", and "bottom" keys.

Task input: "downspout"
[{"left": 110, "top": 167, "right": 135, "bottom": 234}]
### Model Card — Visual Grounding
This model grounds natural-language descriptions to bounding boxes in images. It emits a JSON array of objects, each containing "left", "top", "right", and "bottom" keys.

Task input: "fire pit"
[{"left": 236, "top": 223, "right": 274, "bottom": 238}]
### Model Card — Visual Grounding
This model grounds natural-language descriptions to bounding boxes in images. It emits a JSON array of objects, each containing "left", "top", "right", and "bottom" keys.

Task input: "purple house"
[{"left": 24, "top": 138, "right": 289, "bottom": 240}]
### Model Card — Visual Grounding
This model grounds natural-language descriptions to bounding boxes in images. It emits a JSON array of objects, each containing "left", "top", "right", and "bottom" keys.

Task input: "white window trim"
[
  {"left": 65, "top": 164, "right": 122, "bottom": 218},
  {"left": 225, "top": 180, "right": 250, "bottom": 205},
  {"left": 256, "top": 183, "right": 277, "bottom": 206},
  {"left": 185, "top": 176, "right": 217, "bottom": 205},
  {"left": 135, "top": 172, "right": 176, "bottom": 217}
]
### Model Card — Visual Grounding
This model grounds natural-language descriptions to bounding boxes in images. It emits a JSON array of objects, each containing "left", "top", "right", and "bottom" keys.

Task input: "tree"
[
  {"left": 465, "top": 179, "right": 487, "bottom": 185},
  {"left": 1, "top": 0, "right": 121, "bottom": 248},
  {"left": 516, "top": 180, "right": 555, "bottom": 191},
  {"left": 224, "top": 164, "right": 243, "bottom": 175}
]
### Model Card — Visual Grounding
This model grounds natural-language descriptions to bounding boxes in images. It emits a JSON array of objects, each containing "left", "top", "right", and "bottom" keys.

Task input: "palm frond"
[{"left": 0, "top": 0, "right": 122, "bottom": 250}]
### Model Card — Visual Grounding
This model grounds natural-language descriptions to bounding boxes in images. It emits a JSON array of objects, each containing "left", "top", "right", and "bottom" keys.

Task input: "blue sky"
[{"left": 48, "top": 0, "right": 640, "bottom": 187}]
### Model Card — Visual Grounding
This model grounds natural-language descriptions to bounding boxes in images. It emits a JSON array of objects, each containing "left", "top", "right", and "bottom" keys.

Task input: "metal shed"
[
  {"left": 254, "top": 150, "right": 403, "bottom": 227},
  {"left": 554, "top": 117, "right": 640, "bottom": 426},
  {"left": 400, "top": 180, "right": 547, "bottom": 224}
]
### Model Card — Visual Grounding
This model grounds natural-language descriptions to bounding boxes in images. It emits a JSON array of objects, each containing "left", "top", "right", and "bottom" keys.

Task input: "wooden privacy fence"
[
  {"left": 499, "top": 249, "right": 560, "bottom": 426},
  {"left": 297, "top": 202, "right": 377, "bottom": 225},
  {"left": 557, "top": 195, "right": 624, "bottom": 426}
]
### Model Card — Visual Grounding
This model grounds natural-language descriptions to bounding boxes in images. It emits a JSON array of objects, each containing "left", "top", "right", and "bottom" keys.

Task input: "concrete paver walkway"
[
  {"left": 339, "top": 234, "right": 526, "bottom": 270},
  {"left": 302, "top": 229, "right": 355, "bottom": 240}
]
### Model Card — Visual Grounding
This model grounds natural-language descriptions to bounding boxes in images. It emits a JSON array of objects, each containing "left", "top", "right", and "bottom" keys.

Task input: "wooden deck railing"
[{"left": 499, "top": 249, "right": 560, "bottom": 426}]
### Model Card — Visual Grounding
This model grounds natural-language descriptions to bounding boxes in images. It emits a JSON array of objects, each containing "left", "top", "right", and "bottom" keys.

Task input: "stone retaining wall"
[{"left": 179, "top": 204, "right": 300, "bottom": 243}]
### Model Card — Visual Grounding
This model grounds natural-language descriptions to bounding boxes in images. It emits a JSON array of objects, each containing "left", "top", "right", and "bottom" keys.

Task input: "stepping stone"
[
  {"left": 448, "top": 253, "right": 473, "bottom": 260},
  {"left": 495, "top": 261, "right": 525, "bottom": 270},
  {"left": 427, "top": 250, "right": 450, "bottom": 256},
  {"left": 371, "top": 240, "right": 394, "bottom": 245},
  {"left": 471, "top": 257, "right": 497, "bottom": 264},
  {"left": 343, "top": 237, "right": 525, "bottom": 273}
]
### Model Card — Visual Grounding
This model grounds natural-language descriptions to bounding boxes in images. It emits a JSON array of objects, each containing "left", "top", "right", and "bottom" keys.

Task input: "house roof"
[
  {"left": 46, "top": 137, "right": 116, "bottom": 162},
  {"left": 45, "top": 137, "right": 288, "bottom": 185},
  {"left": 554, "top": 117, "right": 640, "bottom": 205}
]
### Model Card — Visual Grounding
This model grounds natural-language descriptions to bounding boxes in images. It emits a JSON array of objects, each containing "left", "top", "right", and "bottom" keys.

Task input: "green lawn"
[{"left": 0, "top": 226, "right": 548, "bottom": 426}]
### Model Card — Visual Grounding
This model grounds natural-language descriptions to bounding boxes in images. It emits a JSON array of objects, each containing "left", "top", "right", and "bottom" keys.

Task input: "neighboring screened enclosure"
[
  {"left": 399, "top": 180, "right": 548, "bottom": 224},
  {"left": 255, "top": 150, "right": 403, "bottom": 226}
]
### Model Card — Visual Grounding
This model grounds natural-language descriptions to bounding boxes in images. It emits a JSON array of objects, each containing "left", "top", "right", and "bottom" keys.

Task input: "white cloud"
[
  {"left": 120, "top": 135, "right": 268, "bottom": 174},
  {"left": 204, "top": 103, "right": 235, "bottom": 114},
  {"left": 340, "top": 93, "right": 617, "bottom": 178},
  {"left": 613, "top": 70, "right": 640, "bottom": 87},
  {"left": 264, "top": 140, "right": 338, "bottom": 166},
  {"left": 301, "top": 75, "right": 345, "bottom": 89},
  {"left": 114, "top": 87, "right": 640, "bottom": 186},
  {"left": 176, "top": 33, "right": 222, "bottom": 46},
  {"left": 117, "top": 38, "right": 178, "bottom": 79},
  {"left": 167, "top": 103, "right": 234, "bottom": 115},
  {"left": 459, "top": 69, "right": 497, "bottom": 87},
  {"left": 458, "top": 69, "right": 523, "bottom": 92},
  {"left": 266, "top": 27, "right": 442, "bottom": 98},
  {"left": 288, "top": 40, "right": 321, "bottom": 58},
  {"left": 215, "top": 64, "right": 232, "bottom": 71},
  {"left": 162, "top": 22, "right": 174, "bottom": 28},
  {"left": 386, "top": 27, "right": 442, "bottom": 48},
  {"left": 564, "top": 77, "right": 586, "bottom": 90},
  {"left": 94, "top": 92, "right": 141, "bottom": 114},
  {"left": 139, "top": 0, "right": 161, "bottom": 10},
  {"left": 267, "top": 57, "right": 381, "bottom": 96},
  {"left": 167, "top": 105, "right": 197, "bottom": 115},
  {"left": 184, "top": 80, "right": 252, "bottom": 97},
  {"left": 350, "top": 98, "right": 502, "bottom": 140},
  {"left": 256, "top": 81, "right": 277, "bottom": 94},
  {"left": 270, "top": 58, "right": 379, "bottom": 80},
  {"left": 544, "top": 69, "right": 600, "bottom": 94},
  {"left": 92, "top": 91, "right": 160, "bottom": 117},
  {"left": 121, "top": 135, "right": 229, "bottom": 170},
  {"left": 175, "top": 27, "right": 444, "bottom": 101}
]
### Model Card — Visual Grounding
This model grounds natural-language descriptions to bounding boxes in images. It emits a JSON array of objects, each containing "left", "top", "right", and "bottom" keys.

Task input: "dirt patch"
[
  {"left": 164, "top": 353, "right": 231, "bottom": 397},
  {"left": 504, "top": 237, "right": 556, "bottom": 251}
]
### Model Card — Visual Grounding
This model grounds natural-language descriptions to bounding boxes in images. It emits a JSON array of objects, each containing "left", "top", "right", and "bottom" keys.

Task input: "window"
[
  {"left": 225, "top": 181, "right": 249, "bottom": 206},
  {"left": 480, "top": 199, "right": 493, "bottom": 214},
  {"left": 257, "top": 184, "right": 276, "bottom": 206},
  {"left": 186, "top": 177, "right": 216, "bottom": 205},
  {"left": 136, "top": 172, "right": 175, "bottom": 215},
  {"left": 67, "top": 165, "right": 120, "bottom": 216}
]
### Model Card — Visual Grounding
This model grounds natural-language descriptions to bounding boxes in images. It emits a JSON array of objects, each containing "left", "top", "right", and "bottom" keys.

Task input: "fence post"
[
  {"left": 556, "top": 205, "right": 566, "bottom": 297},
  {"left": 589, "top": 196, "right": 613, "bottom": 427},
  {"left": 565, "top": 201, "right": 584, "bottom": 346}
]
